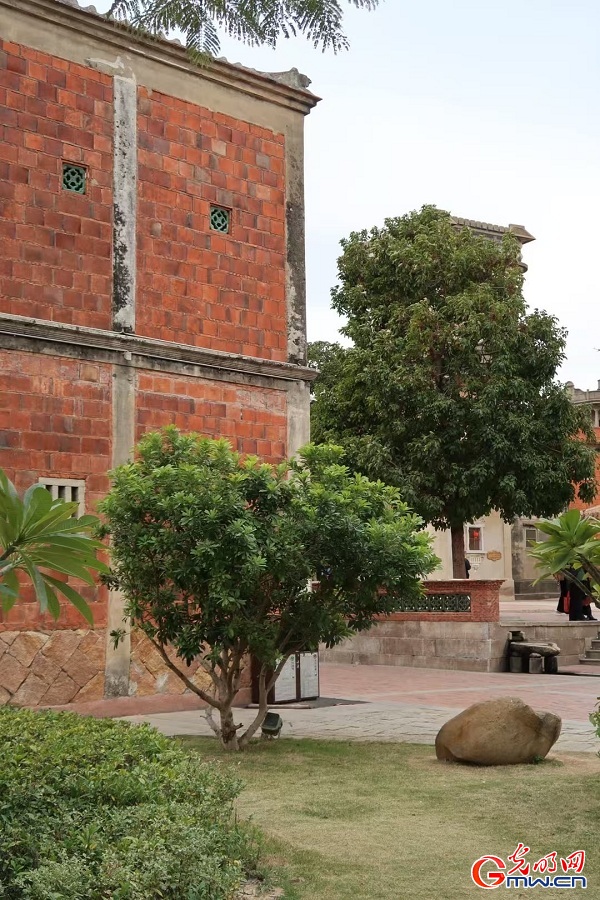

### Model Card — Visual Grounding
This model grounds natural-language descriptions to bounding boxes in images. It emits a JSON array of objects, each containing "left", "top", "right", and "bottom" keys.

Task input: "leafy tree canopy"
[
  {"left": 310, "top": 206, "right": 597, "bottom": 574},
  {"left": 99, "top": 427, "right": 437, "bottom": 748},
  {"left": 108, "top": 0, "right": 379, "bottom": 59}
]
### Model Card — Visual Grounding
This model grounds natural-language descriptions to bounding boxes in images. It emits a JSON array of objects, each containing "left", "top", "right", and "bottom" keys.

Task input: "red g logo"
[{"left": 471, "top": 856, "right": 507, "bottom": 889}]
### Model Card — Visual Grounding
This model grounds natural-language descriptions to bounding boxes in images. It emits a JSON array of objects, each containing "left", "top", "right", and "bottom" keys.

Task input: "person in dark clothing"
[
  {"left": 465, "top": 558, "right": 471, "bottom": 579},
  {"left": 556, "top": 573, "right": 568, "bottom": 614},
  {"left": 564, "top": 566, "right": 597, "bottom": 621}
]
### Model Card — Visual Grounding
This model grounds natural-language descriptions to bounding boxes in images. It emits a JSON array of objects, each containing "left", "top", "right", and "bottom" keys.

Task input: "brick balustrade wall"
[{"left": 382, "top": 580, "right": 503, "bottom": 624}]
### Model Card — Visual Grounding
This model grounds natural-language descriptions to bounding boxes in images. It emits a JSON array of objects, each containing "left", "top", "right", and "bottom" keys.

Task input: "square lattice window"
[
  {"left": 210, "top": 205, "right": 231, "bottom": 234},
  {"left": 39, "top": 478, "right": 86, "bottom": 516},
  {"left": 62, "top": 163, "right": 86, "bottom": 194}
]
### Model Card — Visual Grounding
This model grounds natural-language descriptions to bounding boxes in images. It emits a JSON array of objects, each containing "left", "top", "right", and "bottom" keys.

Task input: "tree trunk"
[
  {"left": 451, "top": 524, "right": 466, "bottom": 579},
  {"left": 219, "top": 705, "right": 241, "bottom": 751}
]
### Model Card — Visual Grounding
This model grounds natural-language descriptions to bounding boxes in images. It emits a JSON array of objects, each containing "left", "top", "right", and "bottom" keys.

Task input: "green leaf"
[{"left": 43, "top": 575, "right": 94, "bottom": 626}]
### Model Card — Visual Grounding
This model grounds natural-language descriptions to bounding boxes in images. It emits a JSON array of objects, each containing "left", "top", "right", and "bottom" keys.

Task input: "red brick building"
[{"left": 0, "top": 0, "right": 318, "bottom": 706}]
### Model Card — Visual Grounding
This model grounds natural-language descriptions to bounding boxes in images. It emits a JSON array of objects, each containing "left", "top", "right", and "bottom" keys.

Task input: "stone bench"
[{"left": 508, "top": 636, "right": 560, "bottom": 674}]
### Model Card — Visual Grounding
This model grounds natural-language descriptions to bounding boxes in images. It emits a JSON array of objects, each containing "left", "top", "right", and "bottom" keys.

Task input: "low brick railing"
[{"left": 381, "top": 579, "right": 502, "bottom": 623}]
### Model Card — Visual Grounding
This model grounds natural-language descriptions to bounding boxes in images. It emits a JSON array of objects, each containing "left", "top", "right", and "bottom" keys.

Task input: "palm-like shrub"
[
  {"left": 0, "top": 470, "right": 108, "bottom": 625},
  {"left": 528, "top": 508, "right": 600, "bottom": 601}
]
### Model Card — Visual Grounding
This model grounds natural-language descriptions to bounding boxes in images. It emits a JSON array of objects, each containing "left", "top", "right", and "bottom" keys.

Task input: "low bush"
[{"left": 0, "top": 707, "right": 253, "bottom": 899}]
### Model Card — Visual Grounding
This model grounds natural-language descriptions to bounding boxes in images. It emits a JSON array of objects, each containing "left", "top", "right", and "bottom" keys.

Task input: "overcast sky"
[
  {"left": 217, "top": 0, "right": 600, "bottom": 389},
  {"left": 99, "top": 0, "right": 600, "bottom": 388}
]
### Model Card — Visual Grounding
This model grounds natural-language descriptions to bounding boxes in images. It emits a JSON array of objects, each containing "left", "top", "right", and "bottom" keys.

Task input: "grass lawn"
[{"left": 179, "top": 738, "right": 600, "bottom": 900}]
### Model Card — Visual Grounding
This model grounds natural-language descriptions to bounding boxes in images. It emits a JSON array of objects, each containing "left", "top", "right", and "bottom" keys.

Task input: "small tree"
[
  {"left": 0, "top": 470, "right": 108, "bottom": 624},
  {"left": 311, "top": 206, "right": 597, "bottom": 577},
  {"left": 99, "top": 427, "right": 437, "bottom": 750}
]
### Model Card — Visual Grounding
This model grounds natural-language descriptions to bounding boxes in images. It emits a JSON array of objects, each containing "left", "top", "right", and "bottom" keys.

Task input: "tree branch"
[{"left": 147, "top": 636, "right": 224, "bottom": 711}]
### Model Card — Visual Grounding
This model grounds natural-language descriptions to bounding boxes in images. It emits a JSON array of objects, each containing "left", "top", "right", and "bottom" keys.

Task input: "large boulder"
[{"left": 435, "top": 696, "right": 561, "bottom": 766}]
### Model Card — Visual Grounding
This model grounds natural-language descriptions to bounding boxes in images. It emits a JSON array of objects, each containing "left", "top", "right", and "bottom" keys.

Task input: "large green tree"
[
  {"left": 99, "top": 427, "right": 436, "bottom": 749},
  {"left": 108, "top": 0, "right": 378, "bottom": 58},
  {"left": 310, "top": 206, "right": 597, "bottom": 577}
]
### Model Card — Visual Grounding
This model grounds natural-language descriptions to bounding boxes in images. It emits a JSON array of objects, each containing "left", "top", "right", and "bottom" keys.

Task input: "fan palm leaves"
[{"left": 0, "top": 471, "right": 109, "bottom": 626}]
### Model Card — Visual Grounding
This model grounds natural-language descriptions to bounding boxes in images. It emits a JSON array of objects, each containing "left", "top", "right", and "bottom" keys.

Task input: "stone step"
[
  {"left": 578, "top": 656, "right": 600, "bottom": 666},
  {"left": 591, "top": 639, "right": 600, "bottom": 650},
  {"left": 583, "top": 649, "right": 600, "bottom": 659}
]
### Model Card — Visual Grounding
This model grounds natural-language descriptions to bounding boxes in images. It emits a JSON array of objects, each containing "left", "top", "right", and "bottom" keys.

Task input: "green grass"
[{"left": 178, "top": 737, "right": 600, "bottom": 900}]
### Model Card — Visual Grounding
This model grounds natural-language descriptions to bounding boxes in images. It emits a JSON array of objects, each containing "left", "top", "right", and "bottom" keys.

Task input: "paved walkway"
[
  {"left": 500, "top": 597, "right": 598, "bottom": 624},
  {"left": 122, "top": 662, "right": 600, "bottom": 754}
]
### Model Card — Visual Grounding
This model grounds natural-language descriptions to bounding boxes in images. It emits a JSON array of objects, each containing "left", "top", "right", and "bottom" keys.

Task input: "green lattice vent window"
[
  {"left": 210, "top": 205, "right": 231, "bottom": 234},
  {"left": 62, "top": 163, "right": 86, "bottom": 194}
]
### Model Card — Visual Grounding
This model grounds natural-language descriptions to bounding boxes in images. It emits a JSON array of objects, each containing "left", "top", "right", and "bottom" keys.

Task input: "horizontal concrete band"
[{"left": 0, "top": 314, "right": 317, "bottom": 388}]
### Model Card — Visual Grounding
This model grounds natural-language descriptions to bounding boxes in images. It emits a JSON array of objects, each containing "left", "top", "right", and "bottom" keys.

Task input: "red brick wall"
[
  {"left": 136, "top": 88, "right": 287, "bottom": 361},
  {"left": 136, "top": 372, "right": 287, "bottom": 460},
  {"left": 0, "top": 350, "right": 111, "bottom": 630},
  {"left": 0, "top": 40, "right": 113, "bottom": 329}
]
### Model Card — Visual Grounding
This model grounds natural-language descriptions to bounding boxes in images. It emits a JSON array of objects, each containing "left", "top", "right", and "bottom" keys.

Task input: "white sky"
[{"left": 98, "top": 0, "right": 600, "bottom": 388}]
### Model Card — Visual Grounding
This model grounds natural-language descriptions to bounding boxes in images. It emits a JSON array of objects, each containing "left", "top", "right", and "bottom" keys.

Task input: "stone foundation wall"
[
  {"left": 0, "top": 629, "right": 106, "bottom": 706},
  {"left": 129, "top": 630, "right": 213, "bottom": 698},
  {"left": 0, "top": 628, "right": 251, "bottom": 708},
  {"left": 321, "top": 620, "right": 598, "bottom": 672},
  {"left": 321, "top": 621, "right": 509, "bottom": 673}
]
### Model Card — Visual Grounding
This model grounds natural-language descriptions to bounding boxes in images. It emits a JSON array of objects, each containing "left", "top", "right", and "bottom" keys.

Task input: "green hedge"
[{"left": 0, "top": 708, "right": 252, "bottom": 899}]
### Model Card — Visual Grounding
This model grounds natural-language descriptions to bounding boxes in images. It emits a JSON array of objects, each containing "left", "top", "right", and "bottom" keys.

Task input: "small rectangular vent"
[{"left": 40, "top": 478, "right": 86, "bottom": 516}]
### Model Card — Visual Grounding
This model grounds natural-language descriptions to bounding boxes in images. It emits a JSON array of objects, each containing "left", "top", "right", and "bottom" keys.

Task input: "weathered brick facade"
[{"left": 0, "top": 0, "right": 318, "bottom": 707}]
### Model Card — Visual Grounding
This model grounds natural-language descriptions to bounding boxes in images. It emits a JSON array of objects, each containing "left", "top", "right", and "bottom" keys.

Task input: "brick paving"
[{"left": 121, "top": 662, "right": 600, "bottom": 754}]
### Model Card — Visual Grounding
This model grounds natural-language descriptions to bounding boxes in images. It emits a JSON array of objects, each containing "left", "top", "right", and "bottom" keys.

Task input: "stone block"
[
  {"left": 10, "top": 632, "right": 48, "bottom": 667},
  {"left": 0, "top": 654, "right": 28, "bottom": 694},
  {"left": 129, "top": 672, "right": 159, "bottom": 697},
  {"left": 30, "top": 653, "right": 60, "bottom": 684},
  {"left": 191, "top": 669, "right": 212, "bottom": 692},
  {"left": 63, "top": 648, "right": 103, "bottom": 688},
  {"left": 434, "top": 638, "right": 491, "bottom": 660},
  {"left": 78, "top": 631, "right": 106, "bottom": 669},
  {"left": 0, "top": 685, "right": 10, "bottom": 705},
  {"left": 42, "top": 671, "right": 78, "bottom": 706},
  {"left": 131, "top": 635, "right": 166, "bottom": 676},
  {"left": 42, "top": 631, "right": 81, "bottom": 665},
  {"left": 11, "top": 673, "right": 50, "bottom": 707},
  {"left": 0, "top": 631, "right": 18, "bottom": 646},
  {"left": 348, "top": 636, "right": 382, "bottom": 656},
  {"left": 155, "top": 671, "right": 186, "bottom": 694},
  {"left": 74, "top": 672, "right": 105, "bottom": 702}
]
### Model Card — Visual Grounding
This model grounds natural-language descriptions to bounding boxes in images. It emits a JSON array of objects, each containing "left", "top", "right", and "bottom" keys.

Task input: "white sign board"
[
  {"left": 299, "top": 652, "right": 319, "bottom": 699},
  {"left": 273, "top": 655, "right": 297, "bottom": 703}
]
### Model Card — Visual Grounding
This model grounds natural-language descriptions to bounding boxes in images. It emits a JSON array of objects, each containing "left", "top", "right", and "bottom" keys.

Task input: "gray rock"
[{"left": 435, "top": 696, "right": 561, "bottom": 766}]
